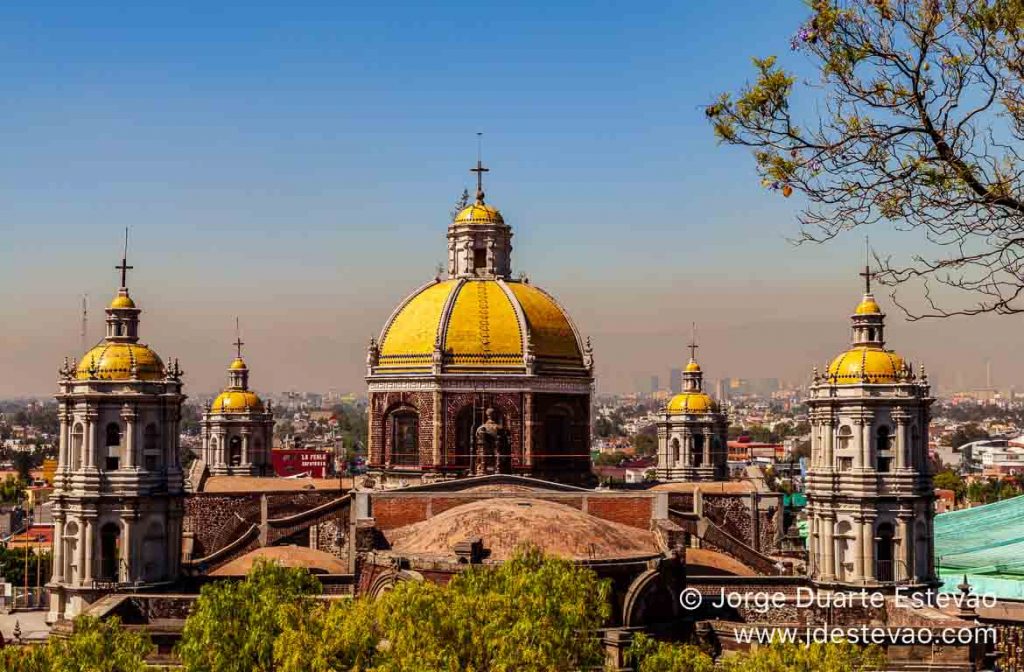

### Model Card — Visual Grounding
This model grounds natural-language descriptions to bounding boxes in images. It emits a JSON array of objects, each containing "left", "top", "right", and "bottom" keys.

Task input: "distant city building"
[
  {"left": 271, "top": 448, "right": 330, "bottom": 479},
  {"left": 649, "top": 375, "right": 660, "bottom": 394},
  {"left": 669, "top": 368, "right": 682, "bottom": 395}
]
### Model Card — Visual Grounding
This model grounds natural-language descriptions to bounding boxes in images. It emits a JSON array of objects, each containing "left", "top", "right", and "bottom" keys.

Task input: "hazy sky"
[{"left": 0, "top": 1, "right": 1015, "bottom": 398}]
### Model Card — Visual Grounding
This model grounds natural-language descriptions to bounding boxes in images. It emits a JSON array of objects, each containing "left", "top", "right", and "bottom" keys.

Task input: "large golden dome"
[
  {"left": 77, "top": 342, "right": 165, "bottom": 381},
  {"left": 376, "top": 278, "right": 585, "bottom": 374},
  {"left": 826, "top": 347, "right": 904, "bottom": 384},
  {"left": 666, "top": 391, "right": 718, "bottom": 414},
  {"left": 211, "top": 390, "right": 264, "bottom": 414}
]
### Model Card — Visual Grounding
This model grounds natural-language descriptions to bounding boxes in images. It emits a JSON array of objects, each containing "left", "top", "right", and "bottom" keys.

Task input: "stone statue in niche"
[{"left": 473, "top": 408, "right": 510, "bottom": 475}]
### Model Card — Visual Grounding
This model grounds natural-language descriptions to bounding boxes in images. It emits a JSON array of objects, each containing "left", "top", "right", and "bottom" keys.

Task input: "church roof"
[
  {"left": 210, "top": 545, "right": 348, "bottom": 576},
  {"left": 385, "top": 497, "right": 660, "bottom": 561}
]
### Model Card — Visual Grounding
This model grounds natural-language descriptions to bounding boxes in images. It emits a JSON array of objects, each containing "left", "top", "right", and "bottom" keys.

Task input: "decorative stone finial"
[
  {"left": 583, "top": 337, "right": 594, "bottom": 371},
  {"left": 367, "top": 336, "right": 379, "bottom": 369}
]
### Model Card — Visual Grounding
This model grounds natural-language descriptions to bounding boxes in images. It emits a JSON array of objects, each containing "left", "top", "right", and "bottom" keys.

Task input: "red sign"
[{"left": 271, "top": 449, "right": 330, "bottom": 478}]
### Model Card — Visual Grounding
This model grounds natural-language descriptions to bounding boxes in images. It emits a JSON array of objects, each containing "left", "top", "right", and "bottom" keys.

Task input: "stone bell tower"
[
  {"left": 805, "top": 263, "right": 936, "bottom": 591},
  {"left": 49, "top": 240, "right": 185, "bottom": 622}
]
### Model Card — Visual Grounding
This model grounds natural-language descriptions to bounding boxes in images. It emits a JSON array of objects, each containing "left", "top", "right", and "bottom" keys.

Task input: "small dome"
[
  {"left": 385, "top": 498, "right": 660, "bottom": 561},
  {"left": 666, "top": 392, "right": 717, "bottom": 414},
  {"left": 826, "top": 347, "right": 904, "bottom": 384},
  {"left": 210, "top": 545, "right": 347, "bottom": 576},
  {"left": 454, "top": 202, "right": 504, "bottom": 225},
  {"left": 854, "top": 296, "right": 882, "bottom": 315},
  {"left": 108, "top": 293, "right": 136, "bottom": 310},
  {"left": 376, "top": 278, "right": 585, "bottom": 374},
  {"left": 211, "top": 390, "right": 264, "bottom": 413},
  {"left": 77, "top": 342, "right": 164, "bottom": 381},
  {"left": 685, "top": 360, "right": 701, "bottom": 373},
  {"left": 229, "top": 357, "right": 248, "bottom": 370}
]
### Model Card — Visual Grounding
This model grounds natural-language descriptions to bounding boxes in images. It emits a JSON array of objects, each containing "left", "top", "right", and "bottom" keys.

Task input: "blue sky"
[{"left": 0, "top": 1, "right": 1008, "bottom": 396}]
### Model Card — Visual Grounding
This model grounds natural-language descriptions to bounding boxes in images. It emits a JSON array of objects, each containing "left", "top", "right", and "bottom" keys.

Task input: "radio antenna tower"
[{"left": 80, "top": 294, "right": 89, "bottom": 352}]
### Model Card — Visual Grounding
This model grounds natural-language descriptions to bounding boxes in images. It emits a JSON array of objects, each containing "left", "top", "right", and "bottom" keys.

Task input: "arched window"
[
  {"left": 143, "top": 424, "right": 161, "bottom": 471},
  {"left": 71, "top": 423, "right": 85, "bottom": 469},
  {"left": 64, "top": 521, "right": 79, "bottom": 582},
  {"left": 671, "top": 437, "right": 680, "bottom": 464},
  {"left": 910, "top": 425, "right": 921, "bottom": 469},
  {"left": 104, "top": 422, "right": 122, "bottom": 470},
  {"left": 455, "top": 406, "right": 476, "bottom": 470},
  {"left": 391, "top": 412, "right": 419, "bottom": 467},
  {"left": 875, "top": 426, "right": 892, "bottom": 472},
  {"left": 837, "top": 425, "right": 853, "bottom": 450},
  {"left": 543, "top": 412, "right": 573, "bottom": 470},
  {"left": 229, "top": 436, "right": 243, "bottom": 466},
  {"left": 834, "top": 520, "right": 853, "bottom": 582},
  {"left": 692, "top": 434, "right": 705, "bottom": 468},
  {"left": 99, "top": 522, "right": 121, "bottom": 582},
  {"left": 875, "top": 522, "right": 895, "bottom": 582}
]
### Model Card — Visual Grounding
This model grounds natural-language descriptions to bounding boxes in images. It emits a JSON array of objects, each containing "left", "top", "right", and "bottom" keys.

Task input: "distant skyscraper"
[
  {"left": 649, "top": 375, "right": 660, "bottom": 394},
  {"left": 669, "top": 368, "right": 682, "bottom": 395}
]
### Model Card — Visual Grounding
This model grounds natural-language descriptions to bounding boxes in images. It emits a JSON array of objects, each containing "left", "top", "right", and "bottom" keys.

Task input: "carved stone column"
[
  {"left": 82, "top": 518, "right": 95, "bottom": 583},
  {"left": 122, "top": 405, "right": 137, "bottom": 469},
  {"left": 523, "top": 392, "right": 534, "bottom": 468},
  {"left": 51, "top": 516, "right": 65, "bottom": 583}
]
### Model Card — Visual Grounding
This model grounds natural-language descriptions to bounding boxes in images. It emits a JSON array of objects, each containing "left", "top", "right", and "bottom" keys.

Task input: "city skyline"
[{"left": 0, "top": 0, "right": 1015, "bottom": 397}]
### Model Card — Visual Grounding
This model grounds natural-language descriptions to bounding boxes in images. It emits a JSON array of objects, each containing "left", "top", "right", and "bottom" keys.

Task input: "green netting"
[{"left": 934, "top": 494, "right": 1024, "bottom": 595}]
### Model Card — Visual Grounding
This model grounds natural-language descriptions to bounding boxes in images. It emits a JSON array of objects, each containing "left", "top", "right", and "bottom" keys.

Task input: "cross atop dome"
[
  {"left": 233, "top": 317, "right": 245, "bottom": 359},
  {"left": 687, "top": 322, "right": 699, "bottom": 363},
  {"left": 470, "top": 133, "right": 489, "bottom": 204},
  {"left": 116, "top": 227, "right": 133, "bottom": 290}
]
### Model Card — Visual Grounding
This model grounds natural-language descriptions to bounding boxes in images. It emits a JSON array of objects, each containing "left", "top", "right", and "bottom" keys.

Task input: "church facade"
[
  {"left": 365, "top": 164, "right": 594, "bottom": 486},
  {"left": 48, "top": 260, "right": 185, "bottom": 622},
  {"left": 804, "top": 272, "right": 936, "bottom": 590}
]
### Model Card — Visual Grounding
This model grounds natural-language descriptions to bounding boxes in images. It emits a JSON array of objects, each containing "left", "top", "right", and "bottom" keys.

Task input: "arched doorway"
[
  {"left": 99, "top": 523, "right": 121, "bottom": 582},
  {"left": 543, "top": 412, "right": 572, "bottom": 470},
  {"left": 390, "top": 411, "right": 419, "bottom": 467},
  {"left": 875, "top": 522, "right": 895, "bottom": 582}
]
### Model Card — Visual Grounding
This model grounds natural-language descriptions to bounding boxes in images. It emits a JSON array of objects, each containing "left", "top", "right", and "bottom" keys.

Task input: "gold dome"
[
  {"left": 666, "top": 392, "right": 717, "bottom": 414},
  {"left": 211, "top": 390, "right": 264, "bottom": 414},
  {"left": 854, "top": 296, "right": 881, "bottom": 315},
  {"left": 454, "top": 202, "right": 504, "bottom": 225},
  {"left": 826, "top": 347, "right": 904, "bottom": 384},
  {"left": 76, "top": 342, "right": 165, "bottom": 381},
  {"left": 229, "top": 357, "right": 248, "bottom": 370},
  {"left": 685, "top": 360, "right": 701, "bottom": 373},
  {"left": 376, "top": 278, "right": 585, "bottom": 374},
  {"left": 109, "top": 293, "right": 136, "bottom": 309}
]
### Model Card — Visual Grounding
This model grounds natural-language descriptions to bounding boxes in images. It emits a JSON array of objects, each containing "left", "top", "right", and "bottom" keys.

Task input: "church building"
[{"left": 365, "top": 163, "right": 595, "bottom": 486}]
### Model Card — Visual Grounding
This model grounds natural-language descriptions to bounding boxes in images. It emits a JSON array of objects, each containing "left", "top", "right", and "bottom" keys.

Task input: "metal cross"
[
  {"left": 860, "top": 237, "right": 876, "bottom": 294},
  {"left": 115, "top": 228, "right": 133, "bottom": 288},
  {"left": 687, "top": 322, "right": 699, "bottom": 362},
  {"left": 233, "top": 317, "right": 244, "bottom": 359}
]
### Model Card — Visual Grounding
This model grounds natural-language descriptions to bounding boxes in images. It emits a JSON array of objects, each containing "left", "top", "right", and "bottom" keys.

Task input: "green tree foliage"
[
  {"left": 626, "top": 633, "right": 713, "bottom": 672},
  {"left": 632, "top": 427, "right": 657, "bottom": 456},
  {"left": 177, "top": 560, "right": 321, "bottom": 672},
  {"left": 719, "top": 640, "right": 884, "bottom": 672},
  {"left": 274, "top": 546, "right": 611, "bottom": 672},
  {"left": 709, "top": 0, "right": 1024, "bottom": 317},
  {"left": 967, "top": 477, "right": 1022, "bottom": 505},
  {"left": 0, "top": 616, "right": 152, "bottom": 672},
  {"left": 593, "top": 450, "right": 629, "bottom": 467},
  {"left": 0, "top": 474, "right": 25, "bottom": 503},
  {"left": 934, "top": 468, "right": 966, "bottom": 501},
  {"left": 0, "top": 548, "right": 51, "bottom": 587},
  {"left": 950, "top": 423, "right": 990, "bottom": 449}
]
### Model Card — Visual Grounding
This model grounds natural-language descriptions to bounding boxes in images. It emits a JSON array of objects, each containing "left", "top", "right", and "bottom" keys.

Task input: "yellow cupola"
[
  {"left": 666, "top": 327, "right": 720, "bottom": 415},
  {"left": 210, "top": 323, "right": 265, "bottom": 414},
  {"left": 823, "top": 265, "right": 910, "bottom": 385}
]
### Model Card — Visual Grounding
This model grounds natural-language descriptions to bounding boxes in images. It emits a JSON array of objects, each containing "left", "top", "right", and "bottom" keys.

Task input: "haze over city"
[{"left": 0, "top": 0, "right": 1011, "bottom": 397}]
